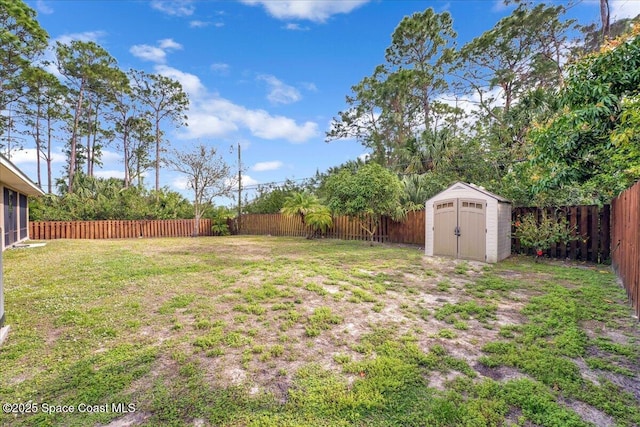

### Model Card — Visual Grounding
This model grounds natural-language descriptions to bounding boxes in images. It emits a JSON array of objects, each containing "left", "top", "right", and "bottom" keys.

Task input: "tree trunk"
[
  {"left": 123, "top": 127, "right": 130, "bottom": 188},
  {"left": 68, "top": 82, "right": 85, "bottom": 193},
  {"left": 86, "top": 132, "right": 91, "bottom": 177},
  {"left": 193, "top": 211, "right": 200, "bottom": 237},
  {"left": 89, "top": 105, "right": 100, "bottom": 178},
  {"left": 46, "top": 115, "right": 52, "bottom": 193},
  {"left": 600, "top": 0, "right": 610, "bottom": 42},
  {"left": 155, "top": 116, "right": 161, "bottom": 193},
  {"left": 35, "top": 105, "right": 42, "bottom": 188}
]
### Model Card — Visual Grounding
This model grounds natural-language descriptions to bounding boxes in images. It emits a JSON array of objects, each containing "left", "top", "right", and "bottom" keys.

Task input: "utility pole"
[{"left": 237, "top": 142, "right": 242, "bottom": 233}]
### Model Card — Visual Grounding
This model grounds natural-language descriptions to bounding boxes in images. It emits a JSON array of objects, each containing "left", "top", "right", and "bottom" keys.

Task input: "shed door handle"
[{"left": 454, "top": 226, "right": 461, "bottom": 237}]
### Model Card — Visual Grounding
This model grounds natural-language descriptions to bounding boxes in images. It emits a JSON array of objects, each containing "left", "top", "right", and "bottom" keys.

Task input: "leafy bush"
[
  {"left": 30, "top": 178, "right": 194, "bottom": 221},
  {"left": 280, "top": 192, "right": 333, "bottom": 239},
  {"left": 208, "top": 206, "right": 235, "bottom": 236},
  {"left": 513, "top": 211, "right": 577, "bottom": 258}
]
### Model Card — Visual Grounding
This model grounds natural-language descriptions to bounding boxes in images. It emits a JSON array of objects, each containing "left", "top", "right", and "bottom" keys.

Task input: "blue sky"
[{"left": 12, "top": 0, "right": 640, "bottom": 205}]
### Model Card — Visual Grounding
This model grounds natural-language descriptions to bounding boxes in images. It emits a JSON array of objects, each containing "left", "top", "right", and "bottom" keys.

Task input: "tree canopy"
[
  {"left": 528, "top": 26, "right": 640, "bottom": 203},
  {"left": 324, "top": 163, "right": 404, "bottom": 241}
]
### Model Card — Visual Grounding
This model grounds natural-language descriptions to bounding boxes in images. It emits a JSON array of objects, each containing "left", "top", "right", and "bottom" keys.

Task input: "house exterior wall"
[
  {"left": 425, "top": 182, "right": 511, "bottom": 263},
  {"left": 1, "top": 184, "right": 31, "bottom": 251}
]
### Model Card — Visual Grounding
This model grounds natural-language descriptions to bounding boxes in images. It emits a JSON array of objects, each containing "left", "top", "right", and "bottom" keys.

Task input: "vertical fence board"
[
  {"left": 611, "top": 181, "right": 640, "bottom": 320},
  {"left": 28, "top": 219, "right": 215, "bottom": 240}
]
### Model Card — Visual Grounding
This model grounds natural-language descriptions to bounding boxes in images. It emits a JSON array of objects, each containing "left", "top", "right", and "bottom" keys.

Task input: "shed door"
[
  {"left": 434, "top": 199, "right": 457, "bottom": 257},
  {"left": 458, "top": 199, "right": 486, "bottom": 261},
  {"left": 433, "top": 198, "right": 486, "bottom": 261}
]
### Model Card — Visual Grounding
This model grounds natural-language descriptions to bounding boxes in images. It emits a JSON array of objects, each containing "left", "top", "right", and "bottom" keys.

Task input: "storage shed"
[
  {"left": 0, "top": 153, "right": 44, "bottom": 341},
  {"left": 425, "top": 182, "right": 511, "bottom": 263}
]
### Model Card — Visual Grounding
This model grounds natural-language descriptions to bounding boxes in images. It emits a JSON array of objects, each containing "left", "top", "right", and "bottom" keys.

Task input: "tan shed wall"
[
  {"left": 485, "top": 197, "right": 498, "bottom": 263},
  {"left": 497, "top": 203, "right": 512, "bottom": 261},
  {"left": 425, "top": 183, "right": 511, "bottom": 263}
]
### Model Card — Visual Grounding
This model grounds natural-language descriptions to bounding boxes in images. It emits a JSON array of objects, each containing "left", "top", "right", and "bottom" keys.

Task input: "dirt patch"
[
  {"left": 98, "top": 411, "right": 152, "bottom": 427},
  {"left": 560, "top": 397, "right": 616, "bottom": 427},
  {"left": 428, "top": 371, "right": 464, "bottom": 391},
  {"left": 474, "top": 364, "right": 529, "bottom": 382}
]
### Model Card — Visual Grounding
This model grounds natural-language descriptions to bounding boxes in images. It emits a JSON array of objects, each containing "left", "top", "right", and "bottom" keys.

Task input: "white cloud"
[
  {"left": 211, "top": 63, "right": 230, "bottom": 74},
  {"left": 146, "top": 64, "right": 318, "bottom": 143},
  {"left": 242, "top": 175, "right": 259, "bottom": 186},
  {"left": 190, "top": 20, "right": 211, "bottom": 28},
  {"left": 9, "top": 148, "right": 66, "bottom": 165},
  {"left": 283, "top": 23, "right": 309, "bottom": 31},
  {"left": 239, "top": 0, "right": 370, "bottom": 22},
  {"left": 357, "top": 153, "right": 370, "bottom": 162},
  {"left": 94, "top": 170, "right": 126, "bottom": 180},
  {"left": 154, "top": 64, "right": 206, "bottom": 96},
  {"left": 172, "top": 174, "right": 248, "bottom": 193},
  {"left": 301, "top": 82, "right": 318, "bottom": 92},
  {"left": 150, "top": 0, "right": 195, "bottom": 16},
  {"left": 227, "top": 174, "right": 258, "bottom": 190},
  {"left": 130, "top": 39, "right": 182, "bottom": 63},
  {"left": 36, "top": 0, "right": 53, "bottom": 14},
  {"left": 214, "top": 22, "right": 225, "bottom": 28},
  {"left": 55, "top": 31, "right": 106, "bottom": 45},
  {"left": 258, "top": 74, "right": 302, "bottom": 105},
  {"left": 182, "top": 96, "right": 319, "bottom": 143},
  {"left": 171, "top": 176, "right": 190, "bottom": 190},
  {"left": 158, "top": 38, "right": 183, "bottom": 50},
  {"left": 610, "top": 0, "right": 640, "bottom": 20},
  {"left": 184, "top": 111, "right": 239, "bottom": 138},
  {"left": 130, "top": 44, "right": 167, "bottom": 63},
  {"left": 252, "top": 161, "right": 283, "bottom": 172},
  {"left": 491, "top": 0, "right": 511, "bottom": 13},
  {"left": 100, "top": 150, "right": 121, "bottom": 163}
]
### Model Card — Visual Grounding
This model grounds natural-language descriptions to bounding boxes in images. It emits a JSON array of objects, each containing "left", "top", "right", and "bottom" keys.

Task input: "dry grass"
[{"left": 0, "top": 236, "right": 638, "bottom": 426}]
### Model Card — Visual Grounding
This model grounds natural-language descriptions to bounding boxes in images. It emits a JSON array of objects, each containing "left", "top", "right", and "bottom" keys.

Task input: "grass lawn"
[{"left": 1, "top": 236, "right": 638, "bottom": 426}]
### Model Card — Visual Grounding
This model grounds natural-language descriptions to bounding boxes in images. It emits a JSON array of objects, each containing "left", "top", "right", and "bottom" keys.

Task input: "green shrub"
[{"left": 513, "top": 211, "right": 577, "bottom": 258}]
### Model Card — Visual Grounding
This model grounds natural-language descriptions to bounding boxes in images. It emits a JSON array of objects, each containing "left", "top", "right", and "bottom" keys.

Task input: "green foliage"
[
  {"left": 280, "top": 191, "right": 333, "bottom": 239},
  {"left": 207, "top": 205, "right": 234, "bottom": 236},
  {"left": 0, "top": 0, "right": 49, "bottom": 128},
  {"left": 326, "top": 8, "right": 460, "bottom": 178},
  {"left": 244, "top": 179, "right": 310, "bottom": 214},
  {"left": 513, "top": 211, "right": 577, "bottom": 255},
  {"left": 324, "top": 163, "right": 404, "bottom": 241},
  {"left": 529, "top": 29, "right": 640, "bottom": 202},
  {"left": 305, "top": 205, "right": 333, "bottom": 234},
  {"left": 478, "top": 274, "right": 640, "bottom": 426},
  {"left": 2, "top": 237, "right": 639, "bottom": 426},
  {"left": 29, "top": 178, "right": 193, "bottom": 220},
  {"left": 434, "top": 301, "right": 497, "bottom": 324}
]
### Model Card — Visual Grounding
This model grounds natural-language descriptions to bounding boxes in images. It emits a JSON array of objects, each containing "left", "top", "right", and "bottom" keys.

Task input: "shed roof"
[
  {"left": 426, "top": 181, "right": 511, "bottom": 204},
  {"left": 0, "top": 154, "right": 45, "bottom": 196}
]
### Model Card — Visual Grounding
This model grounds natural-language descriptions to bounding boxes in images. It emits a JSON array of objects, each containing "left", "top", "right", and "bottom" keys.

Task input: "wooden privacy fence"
[
  {"left": 30, "top": 219, "right": 213, "bottom": 240},
  {"left": 611, "top": 181, "right": 640, "bottom": 319},
  {"left": 240, "top": 210, "right": 426, "bottom": 245},
  {"left": 511, "top": 205, "right": 611, "bottom": 263}
]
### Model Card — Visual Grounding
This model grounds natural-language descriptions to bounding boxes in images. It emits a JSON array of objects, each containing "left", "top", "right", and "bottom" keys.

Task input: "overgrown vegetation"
[
  {"left": 1, "top": 237, "right": 638, "bottom": 426},
  {"left": 513, "top": 211, "right": 578, "bottom": 258},
  {"left": 29, "top": 178, "right": 194, "bottom": 220}
]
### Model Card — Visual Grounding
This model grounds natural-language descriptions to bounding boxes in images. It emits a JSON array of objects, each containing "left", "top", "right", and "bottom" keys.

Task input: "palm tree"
[
  {"left": 305, "top": 206, "right": 333, "bottom": 238},
  {"left": 280, "top": 192, "right": 332, "bottom": 239},
  {"left": 280, "top": 192, "right": 317, "bottom": 225}
]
